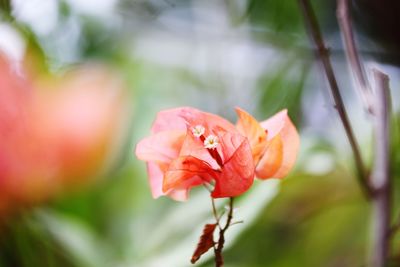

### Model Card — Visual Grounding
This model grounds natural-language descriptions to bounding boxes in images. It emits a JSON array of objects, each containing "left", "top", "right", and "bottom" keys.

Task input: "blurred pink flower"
[
  {"left": 0, "top": 55, "right": 129, "bottom": 216},
  {"left": 135, "top": 106, "right": 299, "bottom": 201}
]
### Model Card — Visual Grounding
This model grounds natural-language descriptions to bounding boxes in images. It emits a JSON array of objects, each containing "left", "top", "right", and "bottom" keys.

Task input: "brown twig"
[
  {"left": 336, "top": 0, "right": 374, "bottom": 114},
  {"left": 299, "top": 1, "right": 393, "bottom": 266},
  {"left": 214, "top": 197, "right": 234, "bottom": 267},
  {"left": 369, "top": 70, "right": 391, "bottom": 267},
  {"left": 336, "top": 1, "right": 393, "bottom": 265},
  {"left": 298, "top": 0, "right": 372, "bottom": 198}
]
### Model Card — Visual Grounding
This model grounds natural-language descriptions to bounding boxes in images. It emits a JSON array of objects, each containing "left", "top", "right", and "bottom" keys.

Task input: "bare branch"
[
  {"left": 370, "top": 70, "right": 390, "bottom": 191},
  {"left": 298, "top": 0, "right": 371, "bottom": 198},
  {"left": 369, "top": 69, "right": 391, "bottom": 267},
  {"left": 336, "top": 0, "right": 374, "bottom": 114},
  {"left": 336, "top": 1, "right": 393, "bottom": 265}
]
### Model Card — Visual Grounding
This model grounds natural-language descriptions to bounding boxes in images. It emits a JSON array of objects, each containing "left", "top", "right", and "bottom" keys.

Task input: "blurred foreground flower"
[
  {"left": 0, "top": 55, "right": 130, "bottom": 217},
  {"left": 136, "top": 107, "right": 299, "bottom": 200}
]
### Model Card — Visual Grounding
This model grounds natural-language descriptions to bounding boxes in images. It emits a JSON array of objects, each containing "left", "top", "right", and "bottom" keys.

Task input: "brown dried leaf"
[{"left": 190, "top": 223, "right": 217, "bottom": 264}]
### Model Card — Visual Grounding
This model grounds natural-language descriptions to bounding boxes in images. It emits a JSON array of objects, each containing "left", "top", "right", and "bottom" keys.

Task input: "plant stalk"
[
  {"left": 214, "top": 197, "right": 234, "bottom": 267},
  {"left": 336, "top": 0, "right": 374, "bottom": 114},
  {"left": 298, "top": 0, "right": 371, "bottom": 198},
  {"left": 369, "top": 70, "right": 391, "bottom": 267}
]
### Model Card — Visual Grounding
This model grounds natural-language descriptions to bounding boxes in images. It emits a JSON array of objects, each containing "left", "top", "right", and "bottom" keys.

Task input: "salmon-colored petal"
[
  {"left": 256, "top": 110, "right": 299, "bottom": 179},
  {"left": 212, "top": 133, "right": 254, "bottom": 198},
  {"left": 135, "top": 130, "right": 186, "bottom": 163},
  {"left": 146, "top": 162, "right": 188, "bottom": 201},
  {"left": 146, "top": 162, "right": 166, "bottom": 199},
  {"left": 255, "top": 135, "right": 283, "bottom": 178},
  {"left": 235, "top": 107, "right": 268, "bottom": 164},
  {"left": 151, "top": 107, "right": 236, "bottom": 136},
  {"left": 167, "top": 189, "right": 189, "bottom": 201},
  {"left": 34, "top": 75, "right": 129, "bottom": 184},
  {"left": 179, "top": 129, "right": 220, "bottom": 169},
  {"left": 260, "top": 109, "right": 287, "bottom": 141},
  {"left": 147, "top": 162, "right": 190, "bottom": 201},
  {"left": 163, "top": 156, "right": 217, "bottom": 193},
  {"left": 151, "top": 108, "right": 188, "bottom": 134},
  {"left": 0, "top": 60, "right": 30, "bottom": 118},
  {"left": 178, "top": 107, "right": 237, "bottom": 133}
]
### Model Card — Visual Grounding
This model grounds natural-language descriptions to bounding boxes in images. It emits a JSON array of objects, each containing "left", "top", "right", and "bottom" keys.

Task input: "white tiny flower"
[
  {"left": 192, "top": 125, "right": 205, "bottom": 137},
  {"left": 204, "top": 135, "right": 219, "bottom": 149}
]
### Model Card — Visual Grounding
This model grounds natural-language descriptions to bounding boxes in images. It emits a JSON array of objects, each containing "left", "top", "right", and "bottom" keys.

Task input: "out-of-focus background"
[{"left": 0, "top": 0, "right": 399, "bottom": 266}]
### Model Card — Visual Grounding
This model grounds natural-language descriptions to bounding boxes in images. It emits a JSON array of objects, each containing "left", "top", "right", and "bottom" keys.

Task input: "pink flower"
[
  {"left": 0, "top": 55, "right": 129, "bottom": 216},
  {"left": 135, "top": 106, "right": 299, "bottom": 201}
]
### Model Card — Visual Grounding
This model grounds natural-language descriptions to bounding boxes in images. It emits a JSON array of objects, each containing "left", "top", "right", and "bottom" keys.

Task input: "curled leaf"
[{"left": 191, "top": 223, "right": 217, "bottom": 264}]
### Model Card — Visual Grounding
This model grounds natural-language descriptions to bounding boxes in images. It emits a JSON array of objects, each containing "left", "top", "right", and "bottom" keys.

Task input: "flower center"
[
  {"left": 204, "top": 135, "right": 219, "bottom": 149},
  {"left": 192, "top": 125, "right": 205, "bottom": 137},
  {"left": 191, "top": 125, "right": 223, "bottom": 167}
]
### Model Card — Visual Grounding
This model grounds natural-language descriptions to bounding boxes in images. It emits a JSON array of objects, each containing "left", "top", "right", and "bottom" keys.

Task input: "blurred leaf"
[
  {"left": 0, "top": 0, "right": 10, "bottom": 14},
  {"left": 0, "top": 213, "right": 75, "bottom": 267},
  {"left": 257, "top": 57, "right": 309, "bottom": 125},
  {"left": 36, "top": 210, "right": 111, "bottom": 267},
  {"left": 247, "top": 0, "right": 303, "bottom": 35}
]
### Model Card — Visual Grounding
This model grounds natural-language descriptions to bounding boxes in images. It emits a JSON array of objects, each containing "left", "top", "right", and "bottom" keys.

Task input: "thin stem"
[
  {"left": 369, "top": 69, "right": 391, "bottom": 267},
  {"left": 298, "top": 0, "right": 372, "bottom": 198},
  {"left": 211, "top": 197, "right": 222, "bottom": 229},
  {"left": 336, "top": 0, "right": 374, "bottom": 114},
  {"left": 214, "top": 197, "right": 234, "bottom": 267},
  {"left": 223, "top": 197, "right": 234, "bottom": 231},
  {"left": 203, "top": 182, "right": 214, "bottom": 193},
  {"left": 229, "top": 220, "right": 244, "bottom": 227}
]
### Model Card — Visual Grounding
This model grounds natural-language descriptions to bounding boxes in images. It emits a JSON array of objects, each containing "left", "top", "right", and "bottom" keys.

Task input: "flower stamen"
[
  {"left": 192, "top": 125, "right": 205, "bottom": 138},
  {"left": 204, "top": 135, "right": 219, "bottom": 149}
]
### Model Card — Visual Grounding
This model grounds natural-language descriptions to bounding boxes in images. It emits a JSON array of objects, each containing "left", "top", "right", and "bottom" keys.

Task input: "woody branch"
[
  {"left": 298, "top": 0, "right": 394, "bottom": 266},
  {"left": 297, "top": 0, "right": 371, "bottom": 198}
]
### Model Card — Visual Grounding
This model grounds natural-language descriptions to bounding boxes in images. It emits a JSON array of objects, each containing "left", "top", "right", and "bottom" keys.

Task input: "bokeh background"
[{"left": 0, "top": 0, "right": 399, "bottom": 266}]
